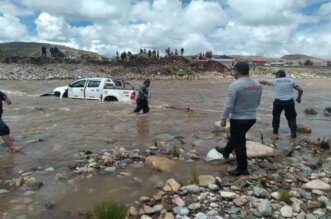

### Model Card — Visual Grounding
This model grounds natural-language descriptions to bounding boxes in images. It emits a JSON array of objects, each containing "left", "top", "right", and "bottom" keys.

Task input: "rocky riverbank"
[
  {"left": 0, "top": 57, "right": 329, "bottom": 80},
  {"left": 1, "top": 130, "right": 330, "bottom": 218}
]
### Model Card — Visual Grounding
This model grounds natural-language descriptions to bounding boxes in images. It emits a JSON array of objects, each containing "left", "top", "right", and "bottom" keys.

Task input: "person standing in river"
[
  {"left": 259, "top": 70, "right": 303, "bottom": 139},
  {"left": 133, "top": 79, "right": 151, "bottom": 114},
  {"left": 215, "top": 62, "right": 262, "bottom": 176},
  {"left": 0, "top": 91, "right": 22, "bottom": 153}
]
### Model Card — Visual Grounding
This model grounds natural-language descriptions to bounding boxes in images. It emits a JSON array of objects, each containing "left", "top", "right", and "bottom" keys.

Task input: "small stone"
[
  {"left": 258, "top": 199, "right": 272, "bottom": 217},
  {"left": 173, "top": 207, "right": 189, "bottom": 215},
  {"left": 208, "top": 183, "right": 219, "bottom": 191},
  {"left": 198, "top": 175, "right": 215, "bottom": 186},
  {"left": 280, "top": 205, "right": 293, "bottom": 217},
  {"left": 164, "top": 178, "right": 181, "bottom": 192},
  {"left": 253, "top": 187, "right": 269, "bottom": 198},
  {"left": 0, "top": 189, "right": 9, "bottom": 195},
  {"left": 220, "top": 191, "right": 237, "bottom": 199},
  {"left": 188, "top": 202, "right": 201, "bottom": 210},
  {"left": 195, "top": 212, "right": 208, "bottom": 219},
  {"left": 140, "top": 215, "right": 152, "bottom": 219},
  {"left": 185, "top": 185, "right": 201, "bottom": 193},
  {"left": 172, "top": 197, "right": 185, "bottom": 207},
  {"left": 153, "top": 204, "right": 163, "bottom": 212},
  {"left": 24, "top": 191, "right": 35, "bottom": 196},
  {"left": 233, "top": 196, "right": 248, "bottom": 206},
  {"left": 164, "top": 212, "right": 175, "bottom": 219},
  {"left": 25, "top": 177, "right": 38, "bottom": 187},
  {"left": 143, "top": 205, "right": 154, "bottom": 214},
  {"left": 210, "top": 203, "right": 218, "bottom": 208},
  {"left": 297, "top": 211, "right": 305, "bottom": 219},
  {"left": 139, "top": 196, "right": 150, "bottom": 202},
  {"left": 129, "top": 206, "right": 139, "bottom": 216},
  {"left": 45, "top": 167, "right": 55, "bottom": 172}
]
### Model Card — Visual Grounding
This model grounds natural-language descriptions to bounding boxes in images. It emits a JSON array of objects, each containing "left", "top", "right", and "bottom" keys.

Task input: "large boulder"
[
  {"left": 246, "top": 141, "right": 275, "bottom": 158},
  {"left": 205, "top": 141, "right": 275, "bottom": 162},
  {"left": 145, "top": 156, "right": 176, "bottom": 172},
  {"left": 297, "top": 124, "right": 312, "bottom": 133}
]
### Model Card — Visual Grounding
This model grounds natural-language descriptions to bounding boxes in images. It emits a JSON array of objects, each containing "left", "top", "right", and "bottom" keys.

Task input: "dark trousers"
[
  {"left": 134, "top": 98, "right": 149, "bottom": 114},
  {"left": 272, "top": 99, "right": 297, "bottom": 136},
  {"left": 223, "top": 119, "right": 256, "bottom": 170}
]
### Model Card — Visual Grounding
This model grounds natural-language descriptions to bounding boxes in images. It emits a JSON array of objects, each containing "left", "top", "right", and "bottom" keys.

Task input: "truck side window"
[
  {"left": 114, "top": 80, "right": 123, "bottom": 88},
  {"left": 71, "top": 80, "right": 86, "bottom": 88},
  {"left": 104, "top": 83, "right": 115, "bottom": 89},
  {"left": 88, "top": 81, "right": 101, "bottom": 88}
]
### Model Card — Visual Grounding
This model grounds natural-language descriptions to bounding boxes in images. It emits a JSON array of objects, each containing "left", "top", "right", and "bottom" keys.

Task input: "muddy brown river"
[{"left": 0, "top": 78, "right": 330, "bottom": 218}]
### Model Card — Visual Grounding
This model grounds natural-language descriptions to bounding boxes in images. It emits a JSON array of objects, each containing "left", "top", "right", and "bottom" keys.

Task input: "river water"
[{"left": 0, "top": 78, "right": 330, "bottom": 218}]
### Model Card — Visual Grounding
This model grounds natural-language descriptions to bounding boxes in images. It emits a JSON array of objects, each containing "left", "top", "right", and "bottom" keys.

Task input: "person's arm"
[
  {"left": 257, "top": 86, "right": 262, "bottom": 106},
  {"left": 259, "top": 80, "right": 271, "bottom": 85},
  {"left": 220, "top": 85, "right": 237, "bottom": 127},
  {"left": 294, "top": 85, "right": 303, "bottom": 103}
]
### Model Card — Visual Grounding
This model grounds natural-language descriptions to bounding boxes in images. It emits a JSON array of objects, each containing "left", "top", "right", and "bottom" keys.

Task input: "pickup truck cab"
[{"left": 53, "top": 77, "right": 136, "bottom": 103}]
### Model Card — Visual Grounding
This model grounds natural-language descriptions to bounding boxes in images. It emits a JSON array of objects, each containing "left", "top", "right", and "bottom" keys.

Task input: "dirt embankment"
[{"left": 0, "top": 55, "right": 229, "bottom": 80}]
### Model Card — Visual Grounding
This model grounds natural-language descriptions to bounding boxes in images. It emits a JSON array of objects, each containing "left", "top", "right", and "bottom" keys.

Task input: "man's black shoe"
[
  {"left": 215, "top": 146, "right": 229, "bottom": 159},
  {"left": 228, "top": 169, "right": 249, "bottom": 176},
  {"left": 291, "top": 132, "right": 297, "bottom": 138}
]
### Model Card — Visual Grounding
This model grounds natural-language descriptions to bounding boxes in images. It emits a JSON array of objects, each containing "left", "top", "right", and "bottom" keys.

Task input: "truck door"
[
  {"left": 85, "top": 80, "right": 102, "bottom": 100},
  {"left": 68, "top": 79, "right": 87, "bottom": 99}
]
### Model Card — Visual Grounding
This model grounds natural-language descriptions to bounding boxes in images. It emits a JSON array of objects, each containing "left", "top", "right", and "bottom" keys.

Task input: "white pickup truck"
[{"left": 53, "top": 77, "right": 137, "bottom": 103}]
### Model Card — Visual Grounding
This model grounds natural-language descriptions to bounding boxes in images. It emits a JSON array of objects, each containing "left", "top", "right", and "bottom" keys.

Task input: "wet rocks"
[
  {"left": 304, "top": 108, "right": 318, "bottom": 115},
  {"left": 297, "top": 124, "right": 312, "bottom": 133},
  {"left": 145, "top": 156, "right": 176, "bottom": 172},
  {"left": 0, "top": 189, "right": 9, "bottom": 195}
]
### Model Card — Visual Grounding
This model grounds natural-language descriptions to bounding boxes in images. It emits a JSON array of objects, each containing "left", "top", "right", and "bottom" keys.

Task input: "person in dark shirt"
[
  {"left": 41, "top": 46, "right": 47, "bottom": 58},
  {"left": 133, "top": 79, "right": 151, "bottom": 114},
  {"left": 0, "top": 91, "right": 22, "bottom": 153}
]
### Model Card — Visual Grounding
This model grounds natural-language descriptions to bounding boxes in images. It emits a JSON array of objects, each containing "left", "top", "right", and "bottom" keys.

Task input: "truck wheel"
[{"left": 105, "top": 96, "right": 118, "bottom": 102}]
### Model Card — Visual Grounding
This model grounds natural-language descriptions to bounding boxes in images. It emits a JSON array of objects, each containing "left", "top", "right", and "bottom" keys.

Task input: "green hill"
[
  {"left": 280, "top": 54, "right": 315, "bottom": 60},
  {"left": 0, "top": 42, "right": 107, "bottom": 60}
]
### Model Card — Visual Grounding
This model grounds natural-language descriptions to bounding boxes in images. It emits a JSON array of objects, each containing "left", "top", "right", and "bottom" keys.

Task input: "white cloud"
[
  {"left": 35, "top": 12, "right": 73, "bottom": 42},
  {"left": 22, "top": 0, "right": 131, "bottom": 21},
  {"left": 319, "top": 2, "right": 331, "bottom": 16},
  {"left": 1, "top": 0, "right": 330, "bottom": 59},
  {"left": 227, "top": 0, "right": 307, "bottom": 26},
  {"left": 0, "top": 14, "right": 28, "bottom": 41},
  {"left": 0, "top": 0, "right": 33, "bottom": 16}
]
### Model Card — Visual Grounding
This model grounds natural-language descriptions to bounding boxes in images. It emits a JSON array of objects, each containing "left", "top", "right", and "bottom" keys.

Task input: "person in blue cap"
[{"left": 260, "top": 70, "right": 303, "bottom": 139}]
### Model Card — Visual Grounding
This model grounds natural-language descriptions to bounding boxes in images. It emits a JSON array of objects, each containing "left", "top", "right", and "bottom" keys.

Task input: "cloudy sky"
[{"left": 0, "top": 0, "right": 330, "bottom": 58}]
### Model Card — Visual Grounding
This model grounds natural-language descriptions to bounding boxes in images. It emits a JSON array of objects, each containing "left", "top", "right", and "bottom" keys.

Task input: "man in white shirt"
[{"left": 260, "top": 70, "right": 303, "bottom": 139}]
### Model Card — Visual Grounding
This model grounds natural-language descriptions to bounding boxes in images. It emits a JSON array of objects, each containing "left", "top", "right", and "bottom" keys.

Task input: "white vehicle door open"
[
  {"left": 85, "top": 80, "right": 102, "bottom": 100},
  {"left": 68, "top": 79, "right": 86, "bottom": 99}
]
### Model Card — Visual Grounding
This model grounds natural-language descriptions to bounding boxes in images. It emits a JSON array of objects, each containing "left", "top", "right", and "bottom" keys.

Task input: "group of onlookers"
[{"left": 41, "top": 46, "right": 60, "bottom": 58}]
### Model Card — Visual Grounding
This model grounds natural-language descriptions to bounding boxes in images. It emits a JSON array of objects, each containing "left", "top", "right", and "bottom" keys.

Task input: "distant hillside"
[
  {"left": 0, "top": 42, "right": 107, "bottom": 60},
  {"left": 281, "top": 54, "right": 315, "bottom": 60}
]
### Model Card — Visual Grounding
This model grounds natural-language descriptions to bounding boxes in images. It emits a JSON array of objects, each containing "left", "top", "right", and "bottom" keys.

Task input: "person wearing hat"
[
  {"left": 259, "top": 70, "right": 303, "bottom": 139},
  {"left": 215, "top": 62, "right": 262, "bottom": 176},
  {"left": 133, "top": 79, "right": 151, "bottom": 114}
]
